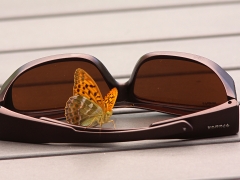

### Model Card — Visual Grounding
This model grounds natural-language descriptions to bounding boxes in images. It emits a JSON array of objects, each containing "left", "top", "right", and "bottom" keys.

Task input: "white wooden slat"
[
  {"left": 1, "top": 4, "right": 240, "bottom": 51},
  {"left": 0, "top": 142, "right": 240, "bottom": 180},
  {"left": 0, "top": 36, "right": 239, "bottom": 84},
  {"left": 0, "top": 0, "right": 237, "bottom": 19}
]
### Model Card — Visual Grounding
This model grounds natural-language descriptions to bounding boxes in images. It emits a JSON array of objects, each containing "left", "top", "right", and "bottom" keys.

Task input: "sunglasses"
[{"left": 0, "top": 51, "right": 238, "bottom": 143}]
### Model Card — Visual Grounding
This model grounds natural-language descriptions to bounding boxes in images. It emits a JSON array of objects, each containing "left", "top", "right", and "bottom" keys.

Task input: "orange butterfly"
[{"left": 65, "top": 68, "right": 118, "bottom": 128}]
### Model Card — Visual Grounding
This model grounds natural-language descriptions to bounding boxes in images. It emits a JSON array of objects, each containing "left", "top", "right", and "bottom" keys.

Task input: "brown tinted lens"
[
  {"left": 12, "top": 59, "right": 109, "bottom": 111},
  {"left": 134, "top": 58, "right": 227, "bottom": 108}
]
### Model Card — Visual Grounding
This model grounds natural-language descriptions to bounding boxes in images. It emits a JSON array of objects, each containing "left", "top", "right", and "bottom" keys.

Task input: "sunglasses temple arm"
[
  {"left": 1, "top": 99, "right": 238, "bottom": 143},
  {"left": 0, "top": 106, "right": 194, "bottom": 143},
  {"left": 150, "top": 99, "right": 239, "bottom": 138}
]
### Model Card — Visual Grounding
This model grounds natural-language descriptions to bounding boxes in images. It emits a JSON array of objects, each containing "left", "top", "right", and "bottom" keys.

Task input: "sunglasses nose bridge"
[{"left": 117, "top": 81, "right": 130, "bottom": 102}]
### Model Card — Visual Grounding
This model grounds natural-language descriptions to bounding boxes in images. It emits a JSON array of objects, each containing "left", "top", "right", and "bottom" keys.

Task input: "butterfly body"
[{"left": 65, "top": 68, "right": 118, "bottom": 128}]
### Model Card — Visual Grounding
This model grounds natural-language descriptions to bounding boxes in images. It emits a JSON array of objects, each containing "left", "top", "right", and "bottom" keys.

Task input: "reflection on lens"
[
  {"left": 12, "top": 59, "right": 109, "bottom": 112},
  {"left": 134, "top": 59, "right": 227, "bottom": 108}
]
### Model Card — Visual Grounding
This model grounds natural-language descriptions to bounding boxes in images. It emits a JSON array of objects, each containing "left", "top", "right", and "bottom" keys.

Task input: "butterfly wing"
[
  {"left": 65, "top": 95, "right": 103, "bottom": 127},
  {"left": 104, "top": 87, "right": 118, "bottom": 112},
  {"left": 73, "top": 68, "right": 104, "bottom": 108},
  {"left": 68, "top": 68, "right": 118, "bottom": 127}
]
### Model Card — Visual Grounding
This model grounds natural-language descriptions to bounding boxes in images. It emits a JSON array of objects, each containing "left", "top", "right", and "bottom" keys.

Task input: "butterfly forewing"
[
  {"left": 73, "top": 68, "right": 104, "bottom": 108},
  {"left": 65, "top": 95, "right": 103, "bottom": 126},
  {"left": 104, "top": 87, "right": 118, "bottom": 112}
]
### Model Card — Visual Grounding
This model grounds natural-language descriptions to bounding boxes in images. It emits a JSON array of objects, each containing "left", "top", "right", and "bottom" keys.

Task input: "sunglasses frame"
[{"left": 0, "top": 51, "right": 239, "bottom": 143}]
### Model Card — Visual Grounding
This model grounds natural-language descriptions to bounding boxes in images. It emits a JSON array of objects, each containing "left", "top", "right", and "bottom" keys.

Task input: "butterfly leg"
[{"left": 107, "top": 120, "right": 116, "bottom": 129}]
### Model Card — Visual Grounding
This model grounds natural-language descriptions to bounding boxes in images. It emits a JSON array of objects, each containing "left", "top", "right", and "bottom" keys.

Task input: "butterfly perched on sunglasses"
[{"left": 65, "top": 68, "right": 118, "bottom": 128}]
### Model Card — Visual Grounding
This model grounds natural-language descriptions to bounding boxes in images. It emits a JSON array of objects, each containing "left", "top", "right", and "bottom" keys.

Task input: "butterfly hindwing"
[
  {"left": 65, "top": 95, "right": 103, "bottom": 127},
  {"left": 73, "top": 68, "right": 104, "bottom": 108}
]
